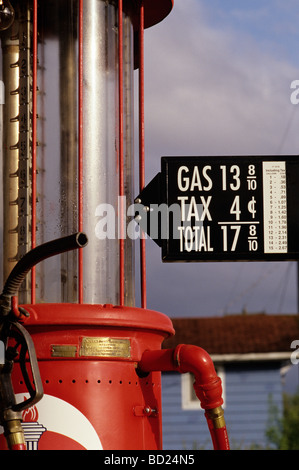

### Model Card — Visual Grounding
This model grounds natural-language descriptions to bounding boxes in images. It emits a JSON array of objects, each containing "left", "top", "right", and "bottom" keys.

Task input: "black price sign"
[{"left": 135, "top": 156, "right": 299, "bottom": 262}]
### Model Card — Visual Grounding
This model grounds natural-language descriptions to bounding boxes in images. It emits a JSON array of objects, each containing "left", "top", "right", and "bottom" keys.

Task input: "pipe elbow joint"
[
  {"left": 174, "top": 344, "right": 223, "bottom": 410},
  {"left": 138, "top": 345, "right": 224, "bottom": 410},
  {"left": 137, "top": 346, "right": 228, "bottom": 449}
]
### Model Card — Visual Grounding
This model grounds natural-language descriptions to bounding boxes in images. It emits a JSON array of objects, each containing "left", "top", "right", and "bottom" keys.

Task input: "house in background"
[{"left": 161, "top": 314, "right": 299, "bottom": 450}]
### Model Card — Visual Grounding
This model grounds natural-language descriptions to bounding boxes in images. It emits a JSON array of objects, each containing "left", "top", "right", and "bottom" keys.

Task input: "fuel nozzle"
[
  {"left": 0, "top": 395, "right": 26, "bottom": 450},
  {"left": 0, "top": 326, "right": 28, "bottom": 450},
  {"left": 0, "top": 232, "right": 88, "bottom": 449},
  {"left": 0, "top": 319, "right": 43, "bottom": 450}
]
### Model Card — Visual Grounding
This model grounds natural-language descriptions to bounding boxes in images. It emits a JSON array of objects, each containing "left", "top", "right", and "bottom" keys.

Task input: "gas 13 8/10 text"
[{"left": 177, "top": 164, "right": 257, "bottom": 193}]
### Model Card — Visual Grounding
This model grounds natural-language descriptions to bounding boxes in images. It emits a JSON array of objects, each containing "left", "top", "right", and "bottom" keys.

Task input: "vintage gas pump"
[{"left": 0, "top": 0, "right": 229, "bottom": 450}]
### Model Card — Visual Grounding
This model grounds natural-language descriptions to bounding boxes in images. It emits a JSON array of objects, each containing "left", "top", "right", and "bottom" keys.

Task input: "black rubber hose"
[{"left": 1, "top": 232, "right": 88, "bottom": 298}]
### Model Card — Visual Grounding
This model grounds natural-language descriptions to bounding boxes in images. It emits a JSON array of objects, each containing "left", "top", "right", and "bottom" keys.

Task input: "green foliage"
[
  {"left": 266, "top": 389, "right": 299, "bottom": 450},
  {"left": 280, "top": 391, "right": 299, "bottom": 450}
]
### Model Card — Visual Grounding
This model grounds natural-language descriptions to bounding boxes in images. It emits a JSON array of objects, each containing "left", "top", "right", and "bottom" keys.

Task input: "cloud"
[{"left": 143, "top": 0, "right": 299, "bottom": 162}]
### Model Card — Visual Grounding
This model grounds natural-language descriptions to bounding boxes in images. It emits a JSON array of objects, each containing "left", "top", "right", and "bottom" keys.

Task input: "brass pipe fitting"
[
  {"left": 4, "top": 418, "right": 26, "bottom": 449},
  {"left": 205, "top": 406, "right": 226, "bottom": 429}
]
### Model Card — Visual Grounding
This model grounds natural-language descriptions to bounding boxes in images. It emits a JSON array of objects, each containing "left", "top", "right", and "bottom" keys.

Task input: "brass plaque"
[
  {"left": 80, "top": 337, "right": 131, "bottom": 358},
  {"left": 51, "top": 345, "right": 77, "bottom": 357}
]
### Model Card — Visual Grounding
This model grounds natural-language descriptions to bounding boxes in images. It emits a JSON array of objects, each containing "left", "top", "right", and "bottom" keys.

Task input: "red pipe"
[
  {"left": 31, "top": 0, "right": 38, "bottom": 304},
  {"left": 78, "top": 0, "right": 84, "bottom": 303},
  {"left": 205, "top": 410, "right": 230, "bottom": 451},
  {"left": 138, "top": 345, "right": 230, "bottom": 450},
  {"left": 139, "top": 1, "right": 147, "bottom": 309},
  {"left": 118, "top": 0, "right": 125, "bottom": 306},
  {"left": 10, "top": 443, "right": 26, "bottom": 451}
]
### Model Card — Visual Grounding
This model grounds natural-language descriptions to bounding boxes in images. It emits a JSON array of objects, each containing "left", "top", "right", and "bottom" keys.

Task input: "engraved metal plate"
[
  {"left": 51, "top": 345, "right": 77, "bottom": 357},
  {"left": 80, "top": 337, "right": 131, "bottom": 358}
]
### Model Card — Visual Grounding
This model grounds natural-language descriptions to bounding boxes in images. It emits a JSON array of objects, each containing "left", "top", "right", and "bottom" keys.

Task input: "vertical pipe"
[
  {"left": 82, "top": 0, "right": 121, "bottom": 304},
  {"left": 78, "top": 0, "right": 84, "bottom": 303},
  {"left": 118, "top": 0, "right": 124, "bottom": 306},
  {"left": 59, "top": 0, "right": 78, "bottom": 302},
  {"left": 31, "top": 0, "right": 38, "bottom": 304},
  {"left": 139, "top": 1, "right": 146, "bottom": 308},
  {"left": 1, "top": 26, "right": 19, "bottom": 284},
  {"left": 123, "top": 16, "right": 135, "bottom": 307}
]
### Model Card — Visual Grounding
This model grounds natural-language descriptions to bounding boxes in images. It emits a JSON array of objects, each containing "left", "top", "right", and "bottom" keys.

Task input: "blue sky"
[
  {"left": 203, "top": 0, "right": 299, "bottom": 62},
  {"left": 136, "top": 0, "right": 299, "bottom": 319}
]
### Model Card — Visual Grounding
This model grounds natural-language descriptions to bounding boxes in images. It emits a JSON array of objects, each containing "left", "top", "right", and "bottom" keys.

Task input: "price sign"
[{"left": 135, "top": 156, "right": 299, "bottom": 262}]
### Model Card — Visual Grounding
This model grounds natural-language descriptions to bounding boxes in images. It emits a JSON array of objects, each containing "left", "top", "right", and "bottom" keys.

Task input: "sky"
[{"left": 135, "top": 0, "right": 299, "bottom": 322}]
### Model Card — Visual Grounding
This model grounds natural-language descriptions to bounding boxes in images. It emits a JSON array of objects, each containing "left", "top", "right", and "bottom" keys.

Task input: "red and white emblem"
[{"left": 0, "top": 394, "right": 103, "bottom": 450}]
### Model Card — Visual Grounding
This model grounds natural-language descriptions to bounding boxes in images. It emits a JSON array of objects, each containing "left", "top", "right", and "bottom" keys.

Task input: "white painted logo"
[{"left": 0, "top": 394, "right": 103, "bottom": 450}]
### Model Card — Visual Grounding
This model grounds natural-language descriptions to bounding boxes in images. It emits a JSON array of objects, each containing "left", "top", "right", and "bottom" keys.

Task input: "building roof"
[{"left": 162, "top": 314, "right": 299, "bottom": 358}]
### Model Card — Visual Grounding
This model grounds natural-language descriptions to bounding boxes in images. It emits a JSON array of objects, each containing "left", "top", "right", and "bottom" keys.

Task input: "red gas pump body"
[
  {"left": 1, "top": 304, "right": 174, "bottom": 450},
  {"left": 0, "top": 0, "right": 230, "bottom": 451}
]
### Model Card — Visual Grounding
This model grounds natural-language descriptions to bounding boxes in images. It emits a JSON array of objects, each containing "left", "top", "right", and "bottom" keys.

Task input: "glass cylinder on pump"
[{"left": 0, "top": 0, "right": 135, "bottom": 306}]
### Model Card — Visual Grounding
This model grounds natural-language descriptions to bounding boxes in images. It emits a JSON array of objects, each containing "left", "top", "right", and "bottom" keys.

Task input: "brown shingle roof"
[{"left": 162, "top": 314, "right": 299, "bottom": 355}]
